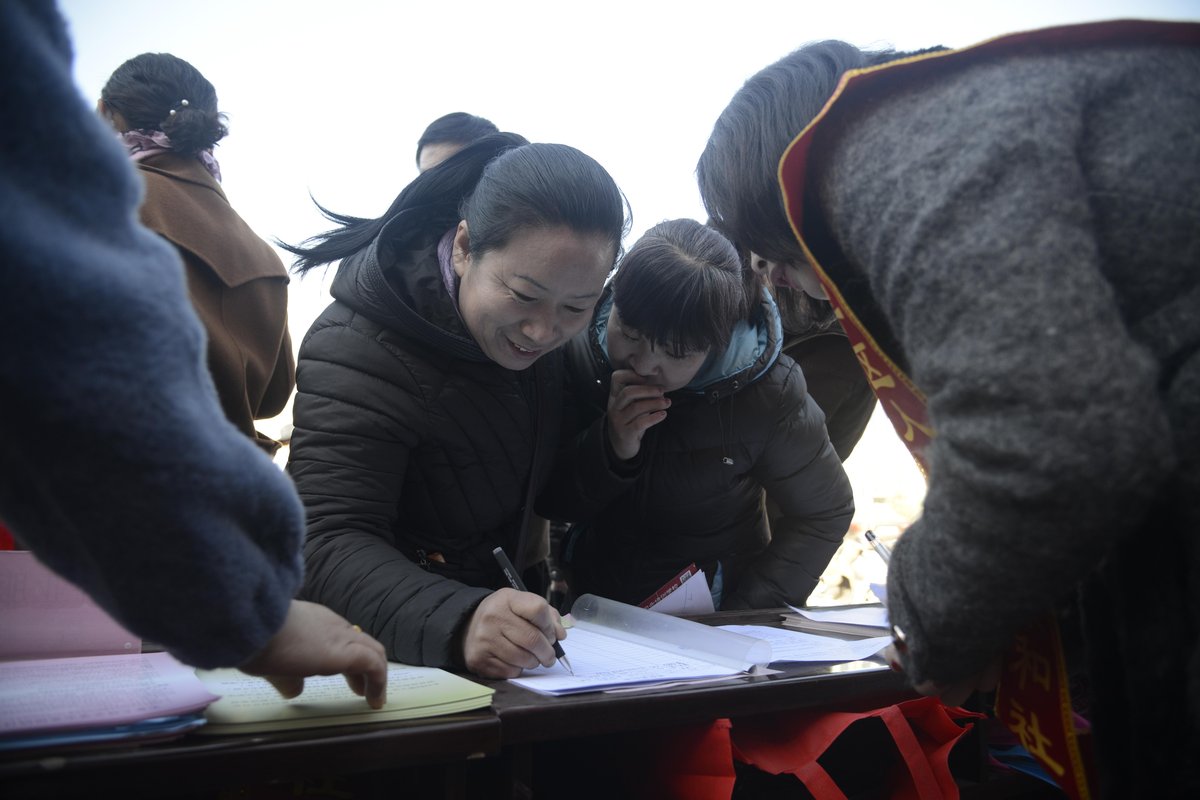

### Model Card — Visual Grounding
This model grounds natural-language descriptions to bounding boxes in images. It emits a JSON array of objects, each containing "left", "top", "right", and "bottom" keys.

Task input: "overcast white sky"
[
  {"left": 55, "top": 0, "right": 1199, "bottom": 533},
  {"left": 59, "top": 0, "right": 1196, "bottom": 344}
]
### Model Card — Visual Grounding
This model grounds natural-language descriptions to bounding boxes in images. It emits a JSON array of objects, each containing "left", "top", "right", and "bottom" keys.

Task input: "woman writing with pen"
[{"left": 282, "top": 134, "right": 627, "bottom": 679}]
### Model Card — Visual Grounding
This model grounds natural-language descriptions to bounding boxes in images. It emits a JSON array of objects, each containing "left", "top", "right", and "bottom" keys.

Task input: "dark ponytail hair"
[
  {"left": 612, "top": 219, "right": 747, "bottom": 356},
  {"left": 698, "top": 40, "right": 946, "bottom": 334},
  {"left": 284, "top": 134, "right": 630, "bottom": 275},
  {"left": 697, "top": 41, "right": 882, "bottom": 268},
  {"left": 101, "top": 52, "right": 227, "bottom": 156}
]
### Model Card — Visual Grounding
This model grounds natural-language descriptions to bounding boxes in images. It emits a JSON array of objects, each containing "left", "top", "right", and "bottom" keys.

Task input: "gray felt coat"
[{"left": 797, "top": 32, "right": 1200, "bottom": 795}]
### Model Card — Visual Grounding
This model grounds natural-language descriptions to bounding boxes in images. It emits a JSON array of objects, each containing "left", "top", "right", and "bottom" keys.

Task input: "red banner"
[{"left": 994, "top": 614, "right": 1095, "bottom": 799}]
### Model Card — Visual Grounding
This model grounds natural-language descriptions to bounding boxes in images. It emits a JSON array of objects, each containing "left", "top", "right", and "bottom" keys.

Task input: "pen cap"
[{"left": 571, "top": 594, "right": 772, "bottom": 670}]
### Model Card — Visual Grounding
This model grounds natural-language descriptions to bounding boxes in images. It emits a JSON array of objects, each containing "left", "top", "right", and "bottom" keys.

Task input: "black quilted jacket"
[
  {"left": 289, "top": 217, "right": 559, "bottom": 668},
  {"left": 539, "top": 288, "right": 854, "bottom": 609}
]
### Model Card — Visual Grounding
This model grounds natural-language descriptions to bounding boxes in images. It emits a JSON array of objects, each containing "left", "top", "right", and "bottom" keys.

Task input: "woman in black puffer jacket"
[{"left": 282, "top": 134, "right": 627, "bottom": 678}]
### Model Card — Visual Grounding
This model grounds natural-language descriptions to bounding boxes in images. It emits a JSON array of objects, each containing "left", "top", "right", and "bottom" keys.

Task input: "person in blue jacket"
[{"left": 0, "top": 0, "right": 387, "bottom": 706}]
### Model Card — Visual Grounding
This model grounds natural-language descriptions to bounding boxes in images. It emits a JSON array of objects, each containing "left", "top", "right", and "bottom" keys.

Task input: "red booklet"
[{"left": 639, "top": 562, "right": 716, "bottom": 615}]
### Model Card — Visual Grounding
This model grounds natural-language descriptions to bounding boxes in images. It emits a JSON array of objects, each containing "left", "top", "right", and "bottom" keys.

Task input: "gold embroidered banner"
[{"left": 994, "top": 613, "right": 1094, "bottom": 800}]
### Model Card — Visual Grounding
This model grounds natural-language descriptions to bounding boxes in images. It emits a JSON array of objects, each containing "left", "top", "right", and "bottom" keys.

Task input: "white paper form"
[
  {"left": 507, "top": 623, "right": 746, "bottom": 696},
  {"left": 719, "top": 625, "right": 891, "bottom": 663},
  {"left": 645, "top": 568, "right": 715, "bottom": 616},
  {"left": 787, "top": 604, "right": 890, "bottom": 627}
]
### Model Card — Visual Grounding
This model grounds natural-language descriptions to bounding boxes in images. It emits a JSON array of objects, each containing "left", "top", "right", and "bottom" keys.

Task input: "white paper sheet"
[
  {"left": 645, "top": 568, "right": 715, "bottom": 615},
  {"left": 718, "top": 625, "right": 891, "bottom": 663},
  {"left": 787, "top": 604, "right": 890, "bottom": 627},
  {"left": 507, "top": 623, "right": 745, "bottom": 696}
]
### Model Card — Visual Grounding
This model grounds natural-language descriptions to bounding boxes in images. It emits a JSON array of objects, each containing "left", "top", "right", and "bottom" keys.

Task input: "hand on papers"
[
  {"left": 882, "top": 643, "right": 1000, "bottom": 707},
  {"left": 606, "top": 369, "right": 670, "bottom": 461},
  {"left": 462, "top": 588, "right": 567, "bottom": 678},
  {"left": 238, "top": 600, "right": 388, "bottom": 709}
]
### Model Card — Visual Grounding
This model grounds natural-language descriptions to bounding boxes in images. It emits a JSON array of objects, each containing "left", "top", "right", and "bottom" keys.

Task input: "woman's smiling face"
[{"left": 453, "top": 222, "right": 614, "bottom": 370}]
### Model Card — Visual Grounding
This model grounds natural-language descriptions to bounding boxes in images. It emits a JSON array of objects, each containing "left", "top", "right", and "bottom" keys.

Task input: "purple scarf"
[{"left": 120, "top": 129, "right": 222, "bottom": 183}]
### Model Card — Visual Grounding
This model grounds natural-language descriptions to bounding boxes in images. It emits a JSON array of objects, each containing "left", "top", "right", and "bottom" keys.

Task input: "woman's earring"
[{"left": 748, "top": 251, "right": 771, "bottom": 278}]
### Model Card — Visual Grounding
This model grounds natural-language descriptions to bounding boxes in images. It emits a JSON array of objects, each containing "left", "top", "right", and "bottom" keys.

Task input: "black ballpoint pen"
[{"left": 492, "top": 546, "right": 574, "bottom": 674}]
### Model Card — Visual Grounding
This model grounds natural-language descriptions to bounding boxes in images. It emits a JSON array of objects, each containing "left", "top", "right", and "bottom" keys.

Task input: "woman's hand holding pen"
[
  {"left": 462, "top": 588, "right": 567, "bottom": 679},
  {"left": 606, "top": 368, "right": 670, "bottom": 461}
]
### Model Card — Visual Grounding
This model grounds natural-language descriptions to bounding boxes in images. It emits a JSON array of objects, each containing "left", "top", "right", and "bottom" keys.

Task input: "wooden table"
[
  {"left": 0, "top": 710, "right": 500, "bottom": 799},
  {"left": 4, "top": 607, "right": 982, "bottom": 800},
  {"left": 481, "top": 606, "right": 919, "bottom": 797}
]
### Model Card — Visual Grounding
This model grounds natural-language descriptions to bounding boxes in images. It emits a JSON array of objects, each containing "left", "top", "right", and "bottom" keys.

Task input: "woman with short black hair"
[{"left": 541, "top": 218, "right": 854, "bottom": 610}]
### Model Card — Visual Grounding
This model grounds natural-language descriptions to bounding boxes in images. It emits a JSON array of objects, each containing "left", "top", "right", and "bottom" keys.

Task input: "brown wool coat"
[{"left": 136, "top": 152, "right": 295, "bottom": 454}]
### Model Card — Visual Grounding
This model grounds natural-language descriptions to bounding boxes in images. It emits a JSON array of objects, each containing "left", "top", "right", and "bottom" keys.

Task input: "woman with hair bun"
[{"left": 99, "top": 52, "right": 295, "bottom": 454}]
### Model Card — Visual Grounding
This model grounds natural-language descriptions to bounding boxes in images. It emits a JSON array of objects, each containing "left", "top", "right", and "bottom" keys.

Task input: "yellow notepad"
[{"left": 195, "top": 662, "right": 493, "bottom": 734}]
